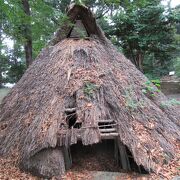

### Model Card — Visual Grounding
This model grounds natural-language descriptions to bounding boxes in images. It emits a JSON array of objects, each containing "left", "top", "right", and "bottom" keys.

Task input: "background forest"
[{"left": 0, "top": 0, "right": 180, "bottom": 88}]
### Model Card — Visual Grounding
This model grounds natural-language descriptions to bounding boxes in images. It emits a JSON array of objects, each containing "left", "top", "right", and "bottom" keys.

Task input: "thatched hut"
[{"left": 0, "top": 4, "right": 180, "bottom": 179}]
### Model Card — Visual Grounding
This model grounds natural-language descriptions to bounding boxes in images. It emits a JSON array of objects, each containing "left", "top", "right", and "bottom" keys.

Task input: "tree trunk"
[
  {"left": 127, "top": 45, "right": 144, "bottom": 72},
  {"left": 0, "top": 68, "right": 3, "bottom": 88},
  {"left": 22, "top": 0, "right": 33, "bottom": 67},
  {"left": 135, "top": 51, "right": 144, "bottom": 72},
  {"left": 0, "top": 15, "right": 3, "bottom": 88},
  {"left": 130, "top": 50, "right": 144, "bottom": 72}
]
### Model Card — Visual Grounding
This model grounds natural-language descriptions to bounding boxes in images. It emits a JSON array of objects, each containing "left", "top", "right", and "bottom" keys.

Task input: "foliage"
[
  {"left": 71, "top": 26, "right": 87, "bottom": 39},
  {"left": 151, "top": 79, "right": 161, "bottom": 87},
  {"left": 124, "top": 87, "right": 144, "bottom": 110},
  {"left": 174, "top": 57, "right": 180, "bottom": 77},
  {"left": 83, "top": 81, "right": 97, "bottom": 97},
  {"left": 30, "top": 1, "right": 66, "bottom": 57},
  {"left": 0, "top": 44, "right": 9, "bottom": 85},
  {"left": 142, "top": 80, "right": 161, "bottom": 97},
  {"left": 160, "top": 99, "right": 180, "bottom": 108},
  {"left": 0, "top": 0, "right": 179, "bottom": 83},
  {"left": 173, "top": 30, "right": 180, "bottom": 77},
  {"left": 110, "top": 1, "right": 178, "bottom": 74},
  {"left": 0, "top": 0, "right": 68, "bottom": 83},
  {"left": 74, "top": 0, "right": 85, "bottom": 5},
  {"left": 5, "top": 62, "right": 26, "bottom": 83}
]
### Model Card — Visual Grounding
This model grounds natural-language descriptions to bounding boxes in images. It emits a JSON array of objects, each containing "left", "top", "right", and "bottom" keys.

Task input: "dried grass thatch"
[{"left": 0, "top": 4, "right": 180, "bottom": 178}]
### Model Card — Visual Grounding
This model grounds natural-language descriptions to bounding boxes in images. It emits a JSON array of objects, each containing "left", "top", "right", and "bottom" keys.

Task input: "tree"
[
  {"left": 0, "top": 5, "right": 9, "bottom": 87},
  {"left": 0, "top": 0, "right": 66, "bottom": 82},
  {"left": 110, "top": 1, "right": 177, "bottom": 75},
  {"left": 22, "top": 0, "right": 32, "bottom": 67},
  {"left": 0, "top": 0, "right": 179, "bottom": 83},
  {"left": 172, "top": 5, "right": 180, "bottom": 76},
  {"left": 5, "top": 41, "right": 26, "bottom": 83},
  {"left": 174, "top": 57, "right": 180, "bottom": 77},
  {"left": 0, "top": 11, "right": 3, "bottom": 87}
]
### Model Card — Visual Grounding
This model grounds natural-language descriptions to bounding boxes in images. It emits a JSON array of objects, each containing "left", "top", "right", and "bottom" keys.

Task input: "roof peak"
[
  {"left": 49, "top": 3, "right": 107, "bottom": 46},
  {"left": 66, "top": 3, "right": 88, "bottom": 12}
]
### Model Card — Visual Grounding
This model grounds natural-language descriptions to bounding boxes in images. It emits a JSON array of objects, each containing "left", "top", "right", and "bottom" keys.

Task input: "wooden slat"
[
  {"left": 101, "top": 132, "right": 118, "bottom": 136},
  {"left": 98, "top": 119, "right": 114, "bottom": 123},
  {"left": 101, "top": 133, "right": 119, "bottom": 139},
  {"left": 65, "top": 108, "right": 76, "bottom": 112},
  {"left": 63, "top": 147, "right": 72, "bottom": 170},
  {"left": 98, "top": 123, "right": 117, "bottom": 128},
  {"left": 99, "top": 128, "right": 116, "bottom": 133}
]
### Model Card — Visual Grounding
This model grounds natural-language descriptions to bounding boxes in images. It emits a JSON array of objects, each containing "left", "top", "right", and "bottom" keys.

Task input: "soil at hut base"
[
  {"left": 0, "top": 154, "right": 179, "bottom": 180},
  {"left": 69, "top": 140, "right": 122, "bottom": 172}
]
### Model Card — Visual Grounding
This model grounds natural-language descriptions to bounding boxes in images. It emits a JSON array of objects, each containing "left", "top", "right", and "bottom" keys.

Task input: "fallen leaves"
[
  {"left": 0, "top": 155, "right": 180, "bottom": 180},
  {"left": 86, "top": 103, "right": 93, "bottom": 108},
  {"left": 62, "top": 171, "right": 92, "bottom": 180},
  {"left": 0, "top": 157, "right": 38, "bottom": 180}
]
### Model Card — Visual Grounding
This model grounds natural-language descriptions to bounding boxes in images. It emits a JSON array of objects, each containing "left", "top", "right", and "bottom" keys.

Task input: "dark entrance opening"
[
  {"left": 70, "top": 140, "right": 119, "bottom": 172},
  {"left": 68, "top": 139, "right": 147, "bottom": 174},
  {"left": 65, "top": 109, "right": 77, "bottom": 129}
]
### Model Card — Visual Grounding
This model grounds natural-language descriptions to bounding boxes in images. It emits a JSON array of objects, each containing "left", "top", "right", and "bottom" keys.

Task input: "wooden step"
[
  {"left": 98, "top": 119, "right": 114, "bottom": 123},
  {"left": 101, "top": 133, "right": 119, "bottom": 139},
  {"left": 101, "top": 132, "right": 118, "bottom": 137},
  {"left": 99, "top": 128, "right": 116, "bottom": 133},
  {"left": 98, "top": 124, "right": 117, "bottom": 128},
  {"left": 65, "top": 108, "right": 76, "bottom": 113}
]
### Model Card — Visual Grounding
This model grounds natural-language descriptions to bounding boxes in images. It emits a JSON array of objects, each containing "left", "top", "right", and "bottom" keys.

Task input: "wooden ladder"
[
  {"left": 98, "top": 119, "right": 118, "bottom": 139},
  {"left": 98, "top": 120, "right": 132, "bottom": 171}
]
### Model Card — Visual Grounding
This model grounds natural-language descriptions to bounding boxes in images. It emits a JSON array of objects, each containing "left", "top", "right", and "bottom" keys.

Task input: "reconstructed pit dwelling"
[{"left": 0, "top": 4, "right": 180, "bottom": 179}]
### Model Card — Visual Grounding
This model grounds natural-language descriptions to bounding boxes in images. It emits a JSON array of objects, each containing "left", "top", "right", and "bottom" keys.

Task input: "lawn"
[{"left": 0, "top": 88, "right": 10, "bottom": 103}]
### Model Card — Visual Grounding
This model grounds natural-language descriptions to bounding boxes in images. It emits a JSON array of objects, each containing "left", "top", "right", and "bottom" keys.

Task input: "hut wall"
[{"left": 20, "top": 147, "right": 65, "bottom": 178}]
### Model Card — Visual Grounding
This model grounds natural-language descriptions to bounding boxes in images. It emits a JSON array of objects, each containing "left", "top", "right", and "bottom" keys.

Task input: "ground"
[
  {"left": 167, "top": 94, "right": 180, "bottom": 101},
  {"left": 0, "top": 155, "right": 179, "bottom": 180},
  {"left": 0, "top": 88, "right": 10, "bottom": 103}
]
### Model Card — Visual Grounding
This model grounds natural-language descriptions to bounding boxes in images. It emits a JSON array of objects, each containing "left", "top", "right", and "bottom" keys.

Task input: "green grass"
[{"left": 0, "top": 88, "right": 10, "bottom": 103}]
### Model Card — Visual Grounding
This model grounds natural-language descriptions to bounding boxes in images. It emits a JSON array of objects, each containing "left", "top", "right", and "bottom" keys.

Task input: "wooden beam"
[
  {"left": 98, "top": 124, "right": 117, "bottom": 128},
  {"left": 98, "top": 119, "right": 114, "bottom": 123},
  {"left": 63, "top": 147, "right": 72, "bottom": 170},
  {"left": 101, "top": 132, "right": 119, "bottom": 139},
  {"left": 99, "top": 128, "right": 116, "bottom": 133},
  {"left": 117, "top": 140, "right": 131, "bottom": 171},
  {"left": 65, "top": 108, "right": 76, "bottom": 112}
]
